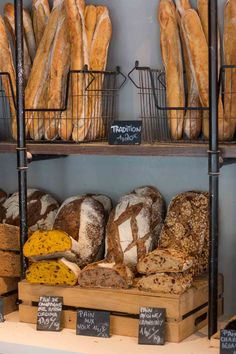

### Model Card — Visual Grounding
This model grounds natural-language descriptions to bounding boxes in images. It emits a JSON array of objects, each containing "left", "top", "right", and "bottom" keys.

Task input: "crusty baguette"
[
  {"left": 83, "top": 5, "right": 112, "bottom": 141},
  {"left": 23, "top": 9, "right": 36, "bottom": 61},
  {"left": 176, "top": 0, "right": 202, "bottom": 140},
  {"left": 158, "top": 0, "right": 184, "bottom": 140},
  {"left": 197, "top": 0, "right": 208, "bottom": 42},
  {"left": 44, "top": 6, "right": 70, "bottom": 140},
  {"left": 85, "top": 5, "right": 97, "bottom": 58},
  {"left": 32, "top": 0, "right": 50, "bottom": 47},
  {"left": 59, "top": 0, "right": 88, "bottom": 141},
  {"left": 0, "top": 16, "right": 17, "bottom": 140},
  {"left": 4, "top": 3, "right": 31, "bottom": 83},
  {"left": 224, "top": 0, "right": 236, "bottom": 136},
  {"left": 25, "top": 0, "right": 64, "bottom": 140}
]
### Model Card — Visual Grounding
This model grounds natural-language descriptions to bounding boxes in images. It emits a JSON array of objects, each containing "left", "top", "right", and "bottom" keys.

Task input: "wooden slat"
[
  {"left": 2, "top": 292, "right": 18, "bottom": 315},
  {"left": 0, "top": 251, "right": 20, "bottom": 277},
  {"left": 0, "top": 224, "right": 20, "bottom": 251},
  {"left": 0, "top": 277, "right": 19, "bottom": 295}
]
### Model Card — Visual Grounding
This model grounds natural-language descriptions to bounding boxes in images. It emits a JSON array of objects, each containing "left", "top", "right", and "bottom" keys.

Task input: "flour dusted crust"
[
  {"left": 78, "top": 260, "right": 134, "bottom": 289},
  {"left": 136, "top": 271, "right": 193, "bottom": 294},
  {"left": 53, "top": 195, "right": 105, "bottom": 267},
  {"left": 159, "top": 191, "right": 209, "bottom": 257},
  {"left": 137, "top": 248, "right": 194, "bottom": 274},
  {"left": 105, "top": 193, "right": 153, "bottom": 268},
  {"left": 0, "top": 189, "right": 59, "bottom": 232}
]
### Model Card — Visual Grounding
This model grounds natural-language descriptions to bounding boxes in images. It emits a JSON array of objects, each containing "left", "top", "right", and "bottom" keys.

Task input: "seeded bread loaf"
[
  {"left": 137, "top": 248, "right": 194, "bottom": 274},
  {"left": 136, "top": 271, "right": 193, "bottom": 294},
  {"left": 78, "top": 260, "right": 134, "bottom": 289},
  {"left": 53, "top": 195, "right": 105, "bottom": 267},
  {"left": 0, "top": 189, "right": 59, "bottom": 232},
  {"left": 26, "top": 258, "right": 80, "bottom": 286}
]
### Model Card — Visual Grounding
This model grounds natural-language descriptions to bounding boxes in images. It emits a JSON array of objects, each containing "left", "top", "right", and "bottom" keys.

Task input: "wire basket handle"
[{"left": 85, "top": 66, "right": 127, "bottom": 92}]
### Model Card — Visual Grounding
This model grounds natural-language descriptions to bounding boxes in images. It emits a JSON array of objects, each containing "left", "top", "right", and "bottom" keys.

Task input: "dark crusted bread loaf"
[
  {"left": 78, "top": 260, "right": 134, "bottom": 289},
  {"left": 0, "top": 189, "right": 7, "bottom": 204},
  {"left": 53, "top": 195, "right": 106, "bottom": 267},
  {"left": 0, "top": 189, "right": 59, "bottom": 232}
]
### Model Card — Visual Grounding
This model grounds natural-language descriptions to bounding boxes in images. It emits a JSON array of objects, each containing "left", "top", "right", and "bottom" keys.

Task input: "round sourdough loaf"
[
  {"left": 0, "top": 189, "right": 59, "bottom": 232},
  {"left": 53, "top": 195, "right": 106, "bottom": 267}
]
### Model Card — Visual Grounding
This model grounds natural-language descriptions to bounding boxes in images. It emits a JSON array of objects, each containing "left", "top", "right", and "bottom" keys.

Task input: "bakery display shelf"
[{"left": 18, "top": 274, "right": 223, "bottom": 343}]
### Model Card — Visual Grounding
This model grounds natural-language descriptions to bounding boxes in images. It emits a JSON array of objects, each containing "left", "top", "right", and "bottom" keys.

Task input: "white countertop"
[{"left": 0, "top": 312, "right": 219, "bottom": 354}]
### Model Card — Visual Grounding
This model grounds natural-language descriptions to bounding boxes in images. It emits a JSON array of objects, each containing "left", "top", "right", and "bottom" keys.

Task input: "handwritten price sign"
[
  {"left": 37, "top": 296, "right": 63, "bottom": 332},
  {"left": 76, "top": 309, "right": 110, "bottom": 338},
  {"left": 138, "top": 307, "right": 165, "bottom": 345}
]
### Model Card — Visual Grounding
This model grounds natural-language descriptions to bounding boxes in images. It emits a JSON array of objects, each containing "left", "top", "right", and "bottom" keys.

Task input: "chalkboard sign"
[
  {"left": 76, "top": 309, "right": 110, "bottom": 338},
  {"left": 37, "top": 296, "right": 63, "bottom": 332},
  {"left": 138, "top": 307, "right": 165, "bottom": 345},
  {"left": 220, "top": 329, "right": 236, "bottom": 353},
  {"left": 0, "top": 298, "right": 4, "bottom": 323},
  {"left": 109, "top": 120, "right": 142, "bottom": 145}
]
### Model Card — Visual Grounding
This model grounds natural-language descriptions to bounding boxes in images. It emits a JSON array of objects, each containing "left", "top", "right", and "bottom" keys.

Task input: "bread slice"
[
  {"left": 136, "top": 272, "right": 193, "bottom": 294},
  {"left": 78, "top": 261, "right": 134, "bottom": 289},
  {"left": 158, "top": 0, "right": 185, "bottom": 140},
  {"left": 137, "top": 248, "right": 194, "bottom": 274},
  {"left": 26, "top": 258, "right": 80, "bottom": 286},
  {"left": 23, "top": 9, "right": 36, "bottom": 62},
  {"left": 32, "top": 0, "right": 50, "bottom": 47}
]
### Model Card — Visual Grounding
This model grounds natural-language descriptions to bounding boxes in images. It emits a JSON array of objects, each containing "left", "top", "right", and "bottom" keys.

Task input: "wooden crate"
[
  {"left": 0, "top": 277, "right": 19, "bottom": 315},
  {"left": 18, "top": 275, "right": 223, "bottom": 343}
]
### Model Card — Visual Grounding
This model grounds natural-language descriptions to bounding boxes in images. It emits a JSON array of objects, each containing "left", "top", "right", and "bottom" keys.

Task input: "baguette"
[
  {"left": 4, "top": 3, "right": 31, "bottom": 83},
  {"left": 32, "top": 0, "right": 50, "bottom": 47},
  {"left": 176, "top": 0, "right": 202, "bottom": 140},
  {"left": 85, "top": 5, "right": 97, "bottom": 58},
  {"left": 224, "top": 0, "right": 236, "bottom": 136},
  {"left": 0, "top": 16, "right": 17, "bottom": 140},
  {"left": 84, "top": 6, "right": 112, "bottom": 141},
  {"left": 158, "top": 0, "right": 184, "bottom": 140},
  {"left": 25, "top": 0, "right": 64, "bottom": 140},
  {"left": 23, "top": 9, "right": 36, "bottom": 62},
  {"left": 59, "top": 0, "right": 88, "bottom": 141}
]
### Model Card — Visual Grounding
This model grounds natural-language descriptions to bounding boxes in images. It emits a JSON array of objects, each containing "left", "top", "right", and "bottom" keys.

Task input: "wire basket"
[
  {"left": 0, "top": 72, "right": 16, "bottom": 142},
  {"left": 129, "top": 61, "right": 210, "bottom": 144}
]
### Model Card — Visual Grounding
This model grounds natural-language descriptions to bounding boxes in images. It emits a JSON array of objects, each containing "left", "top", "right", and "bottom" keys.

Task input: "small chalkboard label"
[
  {"left": 76, "top": 309, "right": 110, "bottom": 338},
  {"left": 37, "top": 296, "right": 63, "bottom": 332},
  {"left": 138, "top": 307, "right": 165, "bottom": 345},
  {"left": 0, "top": 298, "right": 4, "bottom": 323},
  {"left": 220, "top": 330, "right": 236, "bottom": 353},
  {"left": 109, "top": 120, "right": 142, "bottom": 145}
]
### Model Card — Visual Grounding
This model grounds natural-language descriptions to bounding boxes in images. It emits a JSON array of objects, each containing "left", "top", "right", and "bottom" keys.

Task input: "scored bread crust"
[
  {"left": 26, "top": 258, "right": 80, "bottom": 286},
  {"left": 78, "top": 260, "right": 134, "bottom": 289},
  {"left": 137, "top": 248, "right": 194, "bottom": 274},
  {"left": 32, "top": 0, "right": 50, "bottom": 47},
  {"left": 85, "top": 5, "right": 97, "bottom": 58},
  {"left": 23, "top": 8, "right": 36, "bottom": 62},
  {"left": 158, "top": 0, "right": 185, "bottom": 140}
]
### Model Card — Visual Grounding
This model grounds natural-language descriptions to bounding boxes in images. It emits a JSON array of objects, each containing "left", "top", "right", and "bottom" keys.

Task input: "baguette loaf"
[
  {"left": 25, "top": 0, "right": 64, "bottom": 140},
  {"left": 23, "top": 9, "right": 36, "bottom": 61},
  {"left": 0, "top": 16, "right": 17, "bottom": 140},
  {"left": 136, "top": 271, "right": 193, "bottom": 294},
  {"left": 85, "top": 5, "right": 97, "bottom": 58},
  {"left": 78, "top": 261, "right": 134, "bottom": 289},
  {"left": 158, "top": 0, "right": 184, "bottom": 140},
  {"left": 32, "top": 0, "right": 50, "bottom": 47},
  {"left": 26, "top": 258, "right": 80, "bottom": 285},
  {"left": 224, "top": 0, "right": 236, "bottom": 137},
  {"left": 4, "top": 3, "right": 31, "bottom": 83},
  {"left": 176, "top": 0, "right": 202, "bottom": 140},
  {"left": 137, "top": 248, "right": 194, "bottom": 274}
]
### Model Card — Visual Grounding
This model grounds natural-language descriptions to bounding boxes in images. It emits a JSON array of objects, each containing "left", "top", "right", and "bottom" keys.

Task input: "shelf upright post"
[
  {"left": 208, "top": 0, "right": 220, "bottom": 338},
  {"left": 14, "top": 0, "right": 28, "bottom": 278}
]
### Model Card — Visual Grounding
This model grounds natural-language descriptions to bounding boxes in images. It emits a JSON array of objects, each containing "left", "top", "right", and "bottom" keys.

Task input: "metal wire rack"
[{"left": 0, "top": 73, "right": 16, "bottom": 142}]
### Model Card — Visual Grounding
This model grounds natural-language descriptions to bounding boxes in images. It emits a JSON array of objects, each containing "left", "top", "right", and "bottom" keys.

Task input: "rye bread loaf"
[
  {"left": 135, "top": 271, "right": 193, "bottom": 294},
  {"left": 26, "top": 258, "right": 80, "bottom": 286},
  {"left": 137, "top": 248, "right": 194, "bottom": 274},
  {"left": 78, "top": 260, "right": 134, "bottom": 289},
  {"left": 158, "top": 191, "right": 209, "bottom": 258},
  {"left": 0, "top": 189, "right": 59, "bottom": 232},
  {"left": 53, "top": 195, "right": 106, "bottom": 267}
]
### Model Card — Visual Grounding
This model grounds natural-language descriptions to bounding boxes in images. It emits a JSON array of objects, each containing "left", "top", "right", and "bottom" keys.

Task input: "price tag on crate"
[
  {"left": 37, "top": 296, "right": 63, "bottom": 332},
  {"left": 76, "top": 309, "right": 110, "bottom": 338},
  {"left": 220, "top": 329, "right": 236, "bottom": 353},
  {"left": 138, "top": 307, "right": 165, "bottom": 345},
  {"left": 0, "top": 298, "right": 5, "bottom": 323},
  {"left": 109, "top": 120, "right": 142, "bottom": 145}
]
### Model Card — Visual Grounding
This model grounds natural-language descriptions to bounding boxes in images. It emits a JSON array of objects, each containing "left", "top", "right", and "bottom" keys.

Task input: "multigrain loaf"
[
  {"left": 78, "top": 261, "right": 134, "bottom": 289},
  {"left": 0, "top": 250, "right": 20, "bottom": 277},
  {"left": 53, "top": 195, "right": 106, "bottom": 267},
  {"left": 137, "top": 248, "right": 194, "bottom": 274},
  {"left": 0, "top": 223, "right": 20, "bottom": 250},
  {"left": 135, "top": 271, "right": 193, "bottom": 294},
  {"left": 32, "top": 0, "right": 50, "bottom": 47},
  {"left": 0, "top": 189, "right": 59, "bottom": 232},
  {"left": 158, "top": 0, "right": 185, "bottom": 140},
  {"left": 26, "top": 258, "right": 80, "bottom": 285}
]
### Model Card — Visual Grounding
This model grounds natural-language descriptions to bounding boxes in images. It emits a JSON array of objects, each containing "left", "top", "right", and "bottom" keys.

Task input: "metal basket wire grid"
[
  {"left": 0, "top": 73, "right": 16, "bottom": 142},
  {"left": 0, "top": 67, "right": 126, "bottom": 144},
  {"left": 128, "top": 61, "right": 231, "bottom": 144}
]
